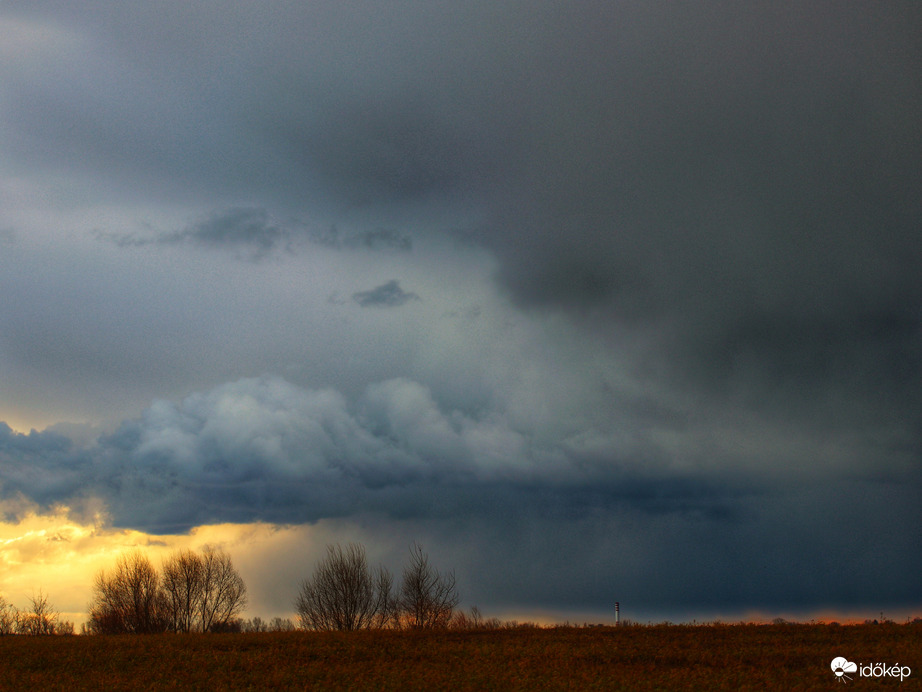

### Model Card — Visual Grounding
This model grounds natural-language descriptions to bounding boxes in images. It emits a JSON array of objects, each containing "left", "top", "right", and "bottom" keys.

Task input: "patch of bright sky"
[{"left": 0, "top": 503, "right": 322, "bottom": 627}]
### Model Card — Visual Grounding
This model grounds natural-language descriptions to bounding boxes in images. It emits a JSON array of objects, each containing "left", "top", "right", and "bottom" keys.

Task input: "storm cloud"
[
  {"left": 1, "top": 2, "right": 920, "bottom": 620},
  {"left": 1, "top": 375, "right": 920, "bottom": 616}
]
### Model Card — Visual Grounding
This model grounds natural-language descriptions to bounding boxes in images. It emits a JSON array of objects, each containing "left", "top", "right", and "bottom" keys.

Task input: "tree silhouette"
[
  {"left": 295, "top": 543, "right": 393, "bottom": 631},
  {"left": 89, "top": 547, "right": 246, "bottom": 634},
  {"left": 162, "top": 549, "right": 205, "bottom": 633},
  {"left": 0, "top": 594, "right": 17, "bottom": 635},
  {"left": 89, "top": 551, "right": 167, "bottom": 634},
  {"left": 198, "top": 547, "right": 248, "bottom": 632},
  {"left": 398, "top": 542, "right": 459, "bottom": 629},
  {"left": 19, "top": 591, "right": 60, "bottom": 635}
]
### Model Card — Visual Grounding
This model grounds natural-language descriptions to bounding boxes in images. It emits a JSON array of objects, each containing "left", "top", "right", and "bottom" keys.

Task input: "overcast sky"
[{"left": 1, "top": 1, "right": 921, "bottom": 624}]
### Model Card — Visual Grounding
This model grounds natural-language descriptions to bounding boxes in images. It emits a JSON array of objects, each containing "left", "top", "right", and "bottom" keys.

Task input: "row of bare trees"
[
  {"left": 5, "top": 541, "right": 461, "bottom": 635},
  {"left": 0, "top": 591, "right": 74, "bottom": 635},
  {"left": 295, "top": 542, "right": 460, "bottom": 631},
  {"left": 88, "top": 548, "right": 247, "bottom": 634}
]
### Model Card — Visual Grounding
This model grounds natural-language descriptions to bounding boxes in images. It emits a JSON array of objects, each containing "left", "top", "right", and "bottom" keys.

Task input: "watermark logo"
[
  {"left": 831, "top": 657, "right": 857, "bottom": 683},
  {"left": 831, "top": 657, "right": 911, "bottom": 683}
]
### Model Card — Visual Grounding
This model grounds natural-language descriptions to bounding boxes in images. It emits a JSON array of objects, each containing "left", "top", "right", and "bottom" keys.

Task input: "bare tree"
[
  {"left": 269, "top": 616, "right": 295, "bottom": 632},
  {"left": 295, "top": 543, "right": 392, "bottom": 631},
  {"left": 89, "top": 548, "right": 246, "bottom": 634},
  {"left": 198, "top": 547, "right": 247, "bottom": 633},
  {"left": 372, "top": 562, "right": 397, "bottom": 629},
  {"left": 397, "top": 542, "right": 459, "bottom": 629},
  {"left": 162, "top": 547, "right": 248, "bottom": 633},
  {"left": 0, "top": 595, "right": 17, "bottom": 635},
  {"left": 242, "top": 615, "right": 295, "bottom": 632},
  {"left": 449, "top": 605, "right": 484, "bottom": 630},
  {"left": 162, "top": 549, "right": 204, "bottom": 633},
  {"left": 469, "top": 605, "right": 484, "bottom": 628},
  {"left": 88, "top": 551, "right": 167, "bottom": 634},
  {"left": 243, "top": 616, "right": 268, "bottom": 633},
  {"left": 17, "top": 591, "right": 60, "bottom": 635}
]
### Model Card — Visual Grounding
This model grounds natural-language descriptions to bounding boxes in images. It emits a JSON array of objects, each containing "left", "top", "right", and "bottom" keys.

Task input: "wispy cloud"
[
  {"left": 97, "top": 208, "right": 290, "bottom": 258},
  {"left": 99, "top": 209, "right": 413, "bottom": 260},
  {"left": 352, "top": 280, "right": 420, "bottom": 308},
  {"left": 309, "top": 226, "right": 412, "bottom": 252}
]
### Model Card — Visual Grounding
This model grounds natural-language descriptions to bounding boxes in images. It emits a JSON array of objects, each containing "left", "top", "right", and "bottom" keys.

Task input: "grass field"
[{"left": 1, "top": 623, "right": 920, "bottom": 690}]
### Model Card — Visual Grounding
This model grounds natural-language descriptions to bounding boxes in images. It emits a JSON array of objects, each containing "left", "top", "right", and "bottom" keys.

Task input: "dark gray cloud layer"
[
  {"left": 1, "top": 2, "right": 921, "bottom": 618},
  {"left": 8, "top": 3, "right": 919, "bottom": 349}
]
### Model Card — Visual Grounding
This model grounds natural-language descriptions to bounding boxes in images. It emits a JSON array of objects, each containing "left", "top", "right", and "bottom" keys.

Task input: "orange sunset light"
[{"left": 0, "top": 504, "right": 322, "bottom": 627}]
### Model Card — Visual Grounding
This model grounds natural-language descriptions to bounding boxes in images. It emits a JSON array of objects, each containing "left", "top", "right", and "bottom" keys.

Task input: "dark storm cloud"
[
  {"left": 475, "top": 3, "right": 922, "bottom": 307},
  {"left": 1, "top": 377, "right": 557, "bottom": 528},
  {"left": 2, "top": 375, "right": 735, "bottom": 528},
  {"left": 0, "top": 376, "right": 919, "bottom": 613},
  {"left": 2, "top": 1, "right": 521, "bottom": 210},
  {"left": 352, "top": 280, "right": 419, "bottom": 308},
  {"left": 466, "top": 2, "right": 922, "bottom": 415},
  {"left": 9, "top": 2, "right": 918, "bottom": 376},
  {"left": 0, "top": 423, "right": 89, "bottom": 507}
]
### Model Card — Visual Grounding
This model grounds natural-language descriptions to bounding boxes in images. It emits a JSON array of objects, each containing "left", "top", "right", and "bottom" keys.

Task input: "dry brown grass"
[{"left": 1, "top": 622, "right": 920, "bottom": 690}]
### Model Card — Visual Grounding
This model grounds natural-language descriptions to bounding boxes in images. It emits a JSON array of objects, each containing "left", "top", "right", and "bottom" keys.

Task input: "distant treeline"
[
  {"left": 0, "top": 591, "right": 74, "bottom": 635},
  {"left": 0, "top": 541, "right": 502, "bottom": 635}
]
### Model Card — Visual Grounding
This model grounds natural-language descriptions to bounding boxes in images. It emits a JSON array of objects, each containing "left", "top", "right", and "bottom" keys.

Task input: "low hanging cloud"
[
  {"left": 0, "top": 423, "right": 89, "bottom": 509},
  {"left": 0, "top": 376, "right": 731, "bottom": 531},
  {"left": 1, "top": 376, "right": 920, "bottom": 614},
  {"left": 352, "top": 280, "right": 420, "bottom": 308}
]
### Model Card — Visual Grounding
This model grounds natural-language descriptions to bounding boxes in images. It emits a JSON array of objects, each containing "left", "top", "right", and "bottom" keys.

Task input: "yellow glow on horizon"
[
  {"left": 0, "top": 503, "right": 322, "bottom": 627},
  {"left": 2, "top": 504, "right": 915, "bottom": 629}
]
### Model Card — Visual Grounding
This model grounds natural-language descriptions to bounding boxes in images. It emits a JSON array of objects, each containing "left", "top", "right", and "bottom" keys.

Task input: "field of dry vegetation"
[{"left": 1, "top": 622, "right": 920, "bottom": 691}]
